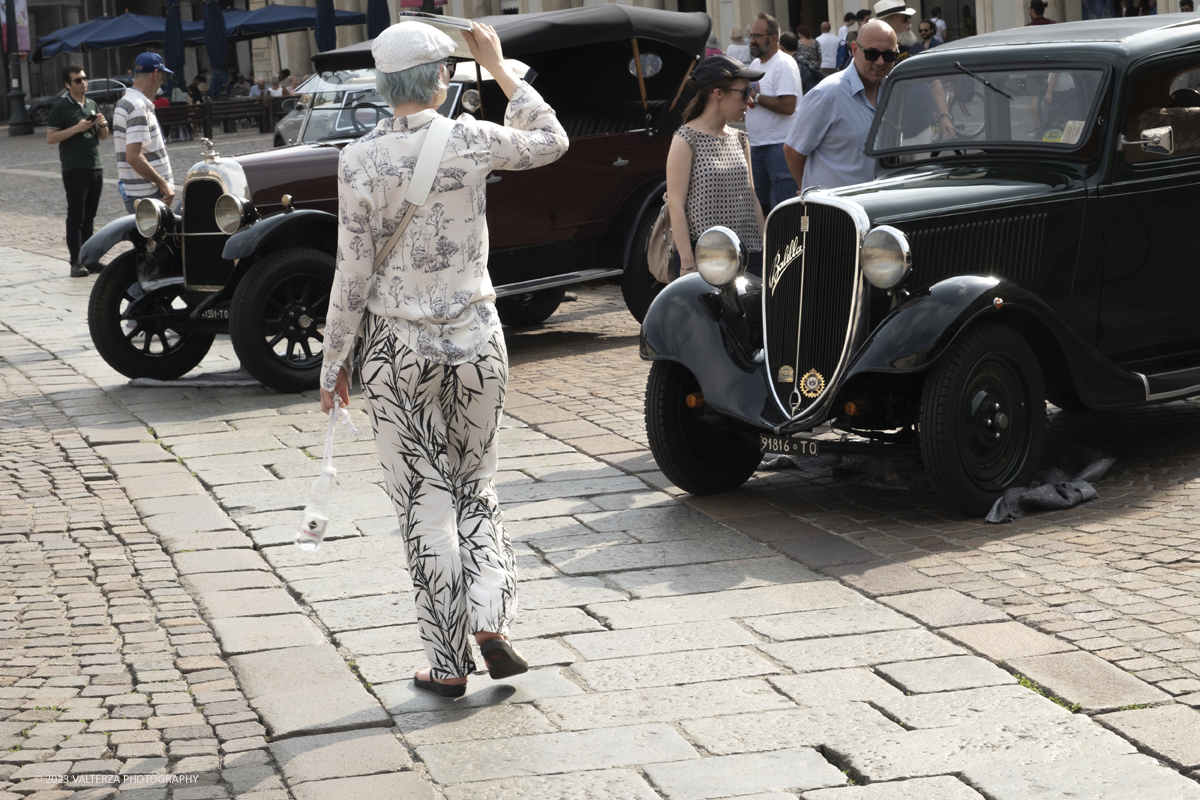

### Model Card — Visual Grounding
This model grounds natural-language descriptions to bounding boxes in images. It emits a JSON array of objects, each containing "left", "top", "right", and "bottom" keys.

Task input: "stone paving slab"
[
  {"left": 802, "top": 776, "right": 986, "bottom": 800},
  {"left": 227, "top": 644, "right": 391, "bottom": 737},
  {"left": 536, "top": 678, "right": 794, "bottom": 731},
  {"left": 877, "top": 684, "right": 1072, "bottom": 729},
  {"left": 681, "top": 702, "right": 904, "bottom": 755},
  {"left": 822, "top": 562, "right": 946, "bottom": 597},
  {"left": 940, "top": 621, "right": 1077, "bottom": 661},
  {"left": 768, "top": 668, "right": 905, "bottom": 707},
  {"left": 563, "top": 619, "right": 757, "bottom": 660},
  {"left": 268, "top": 728, "right": 412, "bottom": 785},
  {"left": 742, "top": 604, "right": 918, "bottom": 641},
  {"left": 290, "top": 772, "right": 436, "bottom": 800},
  {"left": 879, "top": 588, "right": 1011, "bottom": 628},
  {"left": 211, "top": 616, "right": 327, "bottom": 655},
  {"left": 643, "top": 747, "right": 845, "bottom": 800},
  {"left": 604, "top": 556, "right": 821, "bottom": 598},
  {"left": 1005, "top": 650, "right": 1170, "bottom": 712},
  {"left": 762, "top": 629, "right": 966, "bottom": 672},
  {"left": 416, "top": 723, "right": 699, "bottom": 784},
  {"left": 394, "top": 703, "right": 558, "bottom": 746},
  {"left": 375, "top": 667, "right": 584, "bottom": 715},
  {"left": 1094, "top": 704, "right": 1200, "bottom": 769},
  {"left": 876, "top": 655, "right": 1017, "bottom": 693},
  {"left": 835, "top": 715, "right": 1135, "bottom": 781},
  {"left": 961, "top": 754, "right": 1200, "bottom": 800},
  {"left": 571, "top": 646, "right": 779, "bottom": 691},
  {"left": 440, "top": 768, "right": 661, "bottom": 800},
  {"left": 587, "top": 583, "right": 871, "bottom": 629}
]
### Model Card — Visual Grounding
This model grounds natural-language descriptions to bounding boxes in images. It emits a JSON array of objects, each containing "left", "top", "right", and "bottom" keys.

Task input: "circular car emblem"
[{"left": 799, "top": 369, "right": 825, "bottom": 399}]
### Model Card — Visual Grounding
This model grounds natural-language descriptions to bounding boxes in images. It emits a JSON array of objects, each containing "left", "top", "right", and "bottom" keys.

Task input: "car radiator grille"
[
  {"left": 763, "top": 201, "right": 861, "bottom": 419},
  {"left": 182, "top": 178, "right": 234, "bottom": 291},
  {"left": 905, "top": 212, "right": 1047, "bottom": 290}
]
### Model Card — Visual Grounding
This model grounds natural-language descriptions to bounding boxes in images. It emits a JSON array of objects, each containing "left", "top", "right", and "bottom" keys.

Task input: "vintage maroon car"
[{"left": 79, "top": 6, "right": 709, "bottom": 392}]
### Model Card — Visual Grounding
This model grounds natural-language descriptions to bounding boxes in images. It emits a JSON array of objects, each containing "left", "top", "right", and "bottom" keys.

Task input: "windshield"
[
  {"left": 869, "top": 67, "right": 1106, "bottom": 156},
  {"left": 299, "top": 69, "right": 463, "bottom": 143}
]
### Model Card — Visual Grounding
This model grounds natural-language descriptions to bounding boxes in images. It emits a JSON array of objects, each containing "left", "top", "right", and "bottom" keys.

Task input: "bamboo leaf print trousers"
[{"left": 358, "top": 314, "right": 518, "bottom": 680}]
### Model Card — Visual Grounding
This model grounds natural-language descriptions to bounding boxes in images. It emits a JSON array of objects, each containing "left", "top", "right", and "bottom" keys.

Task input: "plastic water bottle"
[{"left": 296, "top": 465, "right": 336, "bottom": 551}]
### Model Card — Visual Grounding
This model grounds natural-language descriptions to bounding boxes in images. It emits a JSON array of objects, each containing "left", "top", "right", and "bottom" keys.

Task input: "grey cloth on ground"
[{"left": 986, "top": 447, "right": 1115, "bottom": 524}]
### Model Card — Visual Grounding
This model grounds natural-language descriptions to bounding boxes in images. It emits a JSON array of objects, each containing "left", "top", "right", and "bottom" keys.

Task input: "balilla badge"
[{"left": 769, "top": 236, "right": 803, "bottom": 296}]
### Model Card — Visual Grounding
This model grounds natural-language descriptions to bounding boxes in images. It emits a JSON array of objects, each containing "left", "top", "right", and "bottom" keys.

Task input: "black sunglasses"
[
  {"left": 71, "top": 76, "right": 88, "bottom": 84},
  {"left": 726, "top": 86, "right": 751, "bottom": 100},
  {"left": 859, "top": 47, "right": 900, "bottom": 63}
]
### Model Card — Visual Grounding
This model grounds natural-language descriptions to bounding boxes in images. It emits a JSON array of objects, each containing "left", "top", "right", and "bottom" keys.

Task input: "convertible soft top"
[{"left": 311, "top": 5, "right": 711, "bottom": 72}]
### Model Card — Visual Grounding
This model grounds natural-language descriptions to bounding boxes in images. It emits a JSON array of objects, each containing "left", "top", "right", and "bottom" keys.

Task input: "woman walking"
[
  {"left": 320, "top": 20, "right": 568, "bottom": 697},
  {"left": 666, "top": 55, "right": 766, "bottom": 280}
]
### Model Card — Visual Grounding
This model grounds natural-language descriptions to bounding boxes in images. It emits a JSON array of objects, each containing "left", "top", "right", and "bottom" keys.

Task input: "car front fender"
[
  {"left": 843, "top": 275, "right": 1145, "bottom": 409},
  {"left": 222, "top": 210, "right": 337, "bottom": 261},
  {"left": 79, "top": 216, "right": 138, "bottom": 269},
  {"left": 640, "top": 274, "right": 789, "bottom": 430}
]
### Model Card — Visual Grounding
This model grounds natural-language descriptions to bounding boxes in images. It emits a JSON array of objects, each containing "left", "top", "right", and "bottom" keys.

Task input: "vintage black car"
[
  {"left": 642, "top": 15, "right": 1200, "bottom": 516},
  {"left": 80, "top": 6, "right": 707, "bottom": 393}
]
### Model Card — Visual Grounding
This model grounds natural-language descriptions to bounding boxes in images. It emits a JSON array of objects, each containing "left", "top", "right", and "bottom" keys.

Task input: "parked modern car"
[
  {"left": 79, "top": 6, "right": 708, "bottom": 392},
  {"left": 28, "top": 76, "right": 132, "bottom": 126},
  {"left": 272, "top": 73, "right": 322, "bottom": 147},
  {"left": 641, "top": 15, "right": 1200, "bottom": 516}
]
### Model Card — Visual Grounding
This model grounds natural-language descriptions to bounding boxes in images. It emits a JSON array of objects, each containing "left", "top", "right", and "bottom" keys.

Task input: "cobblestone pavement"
[{"left": 3, "top": 124, "right": 1200, "bottom": 797}]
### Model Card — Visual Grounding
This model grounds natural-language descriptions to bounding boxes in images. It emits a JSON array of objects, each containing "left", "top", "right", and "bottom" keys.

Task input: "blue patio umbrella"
[
  {"left": 163, "top": 0, "right": 186, "bottom": 94},
  {"left": 30, "top": 15, "right": 111, "bottom": 62},
  {"left": 226, "top": 5, "right": 366, "bottom": 39},
  {"left": 315, "top": 0, "right": 337, "bottom": 53},
  {"left": 86, "top": 13, "right": 204, "bottom": 50},
  {"left": 202, "top": 0, "right": 229, "bottom": 98},
  {"left": 367, "top": 0, "right": 390, "bottom": 39}
]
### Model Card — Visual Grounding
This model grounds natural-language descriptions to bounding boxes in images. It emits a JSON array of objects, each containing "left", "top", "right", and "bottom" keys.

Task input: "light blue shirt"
[{"left": 785, "top": 65, "right": 880, "bottom": 191}]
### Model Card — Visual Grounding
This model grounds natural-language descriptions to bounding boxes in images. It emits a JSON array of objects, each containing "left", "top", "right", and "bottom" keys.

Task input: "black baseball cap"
[{"left": 692, "top": 55, "right": 764, "bottom": 88}]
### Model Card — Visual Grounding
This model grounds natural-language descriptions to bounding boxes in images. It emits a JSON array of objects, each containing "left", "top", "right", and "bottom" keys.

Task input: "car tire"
[
  {"left": 87, "top": 251, "right": 215, "bottom": 381},
  {"left": 920, "top": 322, "right": 1046, "bottom": 517},
  {"left": 620, "top": 199, "right": 666, "bottom": 324},
  {"left": 496, "top": 287, "right": 566, "bottom": 327},
  {"left": 645, "top": 360, "right": 762, "bottom": 495},
  {"left": 31, "top": 106, "right": 50, "bottom": 127},
  {"left": 230, "top": 247, "right": 333, "bottom": 393}
]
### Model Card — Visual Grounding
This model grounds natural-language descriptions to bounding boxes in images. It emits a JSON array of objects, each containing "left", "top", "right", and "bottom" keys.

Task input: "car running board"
[
  {"left": 1135, "top": 366, "right": 1200, "bottom": 402},
  {"left": 493, "top": 269, "right": 624, "bottom": 298}
]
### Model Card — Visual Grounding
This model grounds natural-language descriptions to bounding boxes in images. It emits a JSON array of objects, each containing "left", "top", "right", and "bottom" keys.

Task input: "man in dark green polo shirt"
[{"left": 47, "top": 64, "right": 109, "bottom": 278}]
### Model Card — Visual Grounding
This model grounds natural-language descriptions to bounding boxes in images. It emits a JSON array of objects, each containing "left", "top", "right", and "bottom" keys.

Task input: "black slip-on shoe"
[
  {"left": 480, "top": 639, "right": 529, "bottom": 680},
  {"left": 70, "top": 263, "right": 89, "bottom": 278}
]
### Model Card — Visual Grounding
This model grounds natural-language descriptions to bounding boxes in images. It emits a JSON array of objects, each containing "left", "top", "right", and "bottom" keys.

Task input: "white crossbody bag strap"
[{"left": 371, "top": 115, "right": 455, "bottom": 273}]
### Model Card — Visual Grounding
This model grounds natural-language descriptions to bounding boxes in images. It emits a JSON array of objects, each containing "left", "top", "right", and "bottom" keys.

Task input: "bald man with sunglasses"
[{"left": 784, "top": 20, "right": 898, "bottom": 191}]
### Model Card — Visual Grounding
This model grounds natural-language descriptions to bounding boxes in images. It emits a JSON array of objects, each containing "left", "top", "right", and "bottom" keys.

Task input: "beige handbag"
[{"left": 646, "top": 193, "right": 675, "bottom": 284}]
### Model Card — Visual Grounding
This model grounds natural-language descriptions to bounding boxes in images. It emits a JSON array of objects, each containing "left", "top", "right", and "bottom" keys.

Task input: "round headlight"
[
  {"left": 695, "top": 226, "right": 745, "bottom": 288},
  {"left": 134, "top": 198, "right": 168, "bottom": 238},
  {"left": 861, "top": 225, "right": 912, "bottom": 290},
  {"left": 215, "top": 194, "right": 249, "bottom": 235}
]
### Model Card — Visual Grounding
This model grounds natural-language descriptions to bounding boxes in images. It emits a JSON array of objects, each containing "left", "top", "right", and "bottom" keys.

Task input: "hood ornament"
[{"left": 200, "top": 138, "right": 219, "bottom": 162}]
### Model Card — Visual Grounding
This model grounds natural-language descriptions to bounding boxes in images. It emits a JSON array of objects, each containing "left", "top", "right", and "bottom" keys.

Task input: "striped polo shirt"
[{"left": 112, "top": 87, "right": 173, "bottom": 197}]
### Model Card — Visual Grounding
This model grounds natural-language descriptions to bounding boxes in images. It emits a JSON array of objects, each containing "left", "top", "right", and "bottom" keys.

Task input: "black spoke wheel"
[
  {"left": 230, "top": 247, "right": 333, "bottom": 393},
  {"left": 87, "top": 251, "right": 215, "bottom": 381},
  {"left": 620, "top": 199, "right": 667, "bottom": 323},
  {"left": 920, "top": 322, "right": 1046, "bottom": 516},
  {"left": 495, "top": 287, "right": 566, "bottom": 327},
  {"left": 645, "top": 360, "right": 762, "bottom": 495}
]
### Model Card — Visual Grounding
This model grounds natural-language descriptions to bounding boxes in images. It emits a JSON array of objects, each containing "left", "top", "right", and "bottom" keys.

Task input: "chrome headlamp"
[
  {"left": 134, "top": 198, "right": 171, "bottom": 238},
  {"left": 695, "top": 226, "right": 746, "bottom": 288},
  {"left": 861, "top": 225, "right": 912, "bottom": 290},
  {"left": 215, "top": 194, "right": 252, "bottom": 235}
]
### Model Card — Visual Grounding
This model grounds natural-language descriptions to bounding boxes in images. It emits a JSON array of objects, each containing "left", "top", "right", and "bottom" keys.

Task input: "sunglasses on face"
[
  {"left": 859, "top": 47, "right": 900, "bottom": 63},
  {"left": 727, "top": 86, "right": 751, "bottom": 100},
  {"left": 71, "top": 76, "right": 88, "bottom": 84}
]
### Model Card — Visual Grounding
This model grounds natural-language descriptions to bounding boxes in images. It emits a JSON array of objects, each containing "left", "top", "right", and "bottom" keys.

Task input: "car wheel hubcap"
[
  {"left": 262, "top": 275, "right": 328, "bottom": 366},
  {"left": 957, "top": 354, "right": 1030, "bottom": 492}
]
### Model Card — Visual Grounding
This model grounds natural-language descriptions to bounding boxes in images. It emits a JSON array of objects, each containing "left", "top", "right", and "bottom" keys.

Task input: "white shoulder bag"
[{"left": 371, "top": 114, "right": 456, "bottom": 272}]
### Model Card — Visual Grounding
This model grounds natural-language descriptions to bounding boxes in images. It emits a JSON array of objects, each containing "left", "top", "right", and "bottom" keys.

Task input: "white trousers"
[{"left": 359, "top": 314, "right": 517, "bottom": 680}]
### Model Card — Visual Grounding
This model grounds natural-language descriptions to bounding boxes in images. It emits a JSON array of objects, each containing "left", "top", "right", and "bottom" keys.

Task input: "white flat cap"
[{"left": 372, "top": 21, "right": 455, "bottom": 73}]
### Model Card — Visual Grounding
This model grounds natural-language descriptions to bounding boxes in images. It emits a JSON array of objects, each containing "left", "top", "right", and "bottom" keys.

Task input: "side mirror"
[
  {"left": 280, "top": 98, "right": 296, "bottom": 113},
  {"left": 1141, "top": 125, "right": 1174, "bottom": 155}
]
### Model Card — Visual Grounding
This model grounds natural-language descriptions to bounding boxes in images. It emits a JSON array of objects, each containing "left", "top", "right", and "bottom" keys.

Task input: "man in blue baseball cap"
[{"left": 112, "top": 53, "right": 175, "bottom": 213}]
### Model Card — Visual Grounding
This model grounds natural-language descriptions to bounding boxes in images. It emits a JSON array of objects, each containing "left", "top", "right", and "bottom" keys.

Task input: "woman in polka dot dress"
[{"left": 665, "top": 55, "right": 767, "bottom": 279}]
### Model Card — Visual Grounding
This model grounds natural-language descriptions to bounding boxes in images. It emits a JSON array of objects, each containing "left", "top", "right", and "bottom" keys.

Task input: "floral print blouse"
[{"left": 320, "top": 82, "right": 568, "bottom": 391}]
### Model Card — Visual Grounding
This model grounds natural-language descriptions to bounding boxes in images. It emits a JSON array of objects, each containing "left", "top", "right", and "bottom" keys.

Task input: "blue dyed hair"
[{"left": 375, "top": 61, "right": 446, "bottom": 107}]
